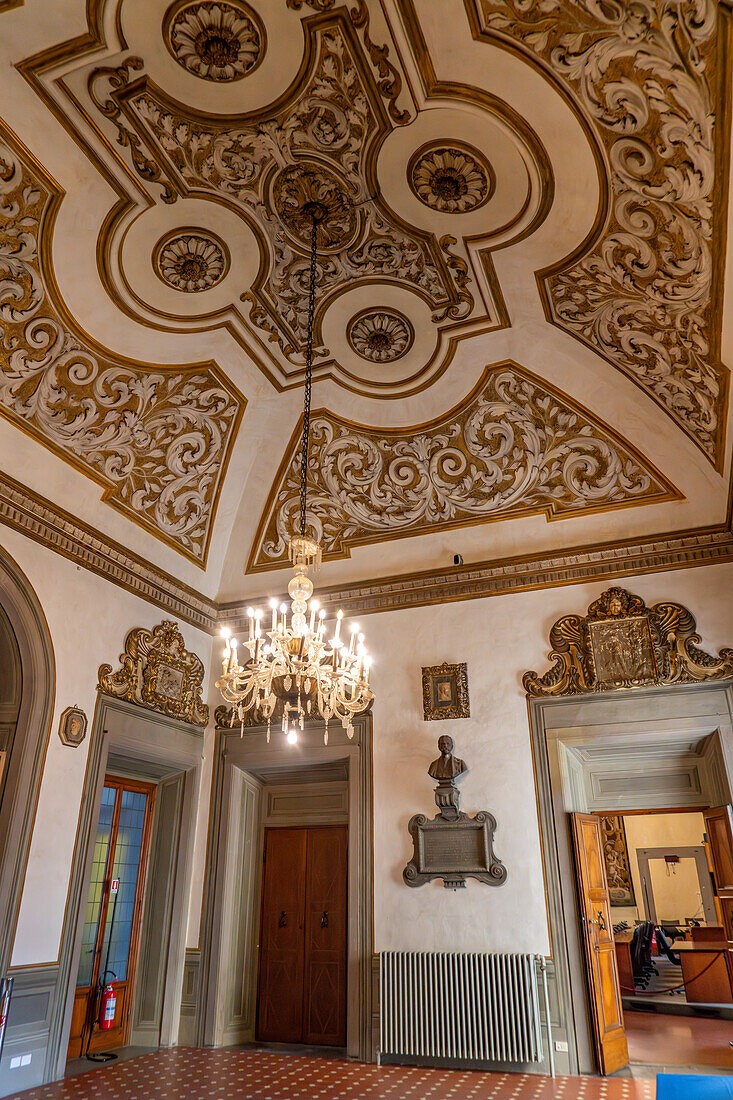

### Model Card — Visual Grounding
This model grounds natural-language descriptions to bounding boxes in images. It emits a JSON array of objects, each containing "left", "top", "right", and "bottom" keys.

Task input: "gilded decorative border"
[
  {"left": 463, "top": 0, "right": 732, "bottom": 469},
  {"left": 248, "top": 361, "right": 681, "bottom": 572},
  {"left": 0, "top": 121, "right": 245, "bottom": 566}
]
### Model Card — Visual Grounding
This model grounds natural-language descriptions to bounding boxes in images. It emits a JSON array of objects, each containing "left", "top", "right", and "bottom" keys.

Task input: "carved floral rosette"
[
  {"left": 98, "top": 621, "right": 209, "bottom": 726},
  {"left": 524, "top": 587, "right": 733, "bottom": 697}
]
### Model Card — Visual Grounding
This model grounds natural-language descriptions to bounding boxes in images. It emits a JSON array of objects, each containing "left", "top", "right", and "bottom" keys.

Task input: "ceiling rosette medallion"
[
  {"left": 153, "top": 228, "right": 230, "bottom": 291},
  {"left": 0, "top": 129, "right": 244, "bottom": 565},
  {"left": 98, "top": 620, "right": 209, "bottom": 726},
  {"left": 346, "top": 308, "right": 414, "bottom": 363},
  {"left": 524, "top": 587, "right": 733, "bottom": 697},
  {"left": 67, "top": 1, "right": 551, "bottom": 396},
  {"left": 248, "top": 363, "right": 679, "bottom": 572},
  {"left": 408, "top": 143, "right": 495, "bottom": 214},
  {"left": 163, "top": 0, "right": 265, "bottom": 82},
  {"left": 474, "top": 0, "right": 729, "bottom": 467}
]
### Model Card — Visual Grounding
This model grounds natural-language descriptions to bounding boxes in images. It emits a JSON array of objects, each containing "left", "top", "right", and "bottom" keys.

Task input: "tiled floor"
[
  {"left": 625, "top": 1008, "right": 733, "bottom": 1069},
  {"left": 8, "top": 1048, "right": 656, "bottom": 1100}
]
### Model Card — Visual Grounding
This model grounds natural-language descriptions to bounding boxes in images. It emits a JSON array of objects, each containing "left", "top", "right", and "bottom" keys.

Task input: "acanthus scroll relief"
[
  {"left": 477, "top": 0, "right": 728, "bottom": 466},
  {"left": 92, "top": 16, "right": 469, "bottom": 368},
  {"left": 0, "top": 131, "right": 243, "bottom": 564},
  {"left": 249, "top": 364, "right": 678, "bottom": 571}
]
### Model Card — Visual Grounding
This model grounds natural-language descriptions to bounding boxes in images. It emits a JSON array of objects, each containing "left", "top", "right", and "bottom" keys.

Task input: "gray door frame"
[
  {"left": 528, "top": 680, "right": 733, "bottom": 1076},
  {"left": 0, "top": 543, "right": 55, "bottom": 979},
  {"left": 198, "top": 714, "right": 373, "bottom": 1060},
  {"left": 47, "top": 694, "right": 203, "bottom": 1080},
  {"left": 636, "top": 845, "right": 716, "bottom": 925}
]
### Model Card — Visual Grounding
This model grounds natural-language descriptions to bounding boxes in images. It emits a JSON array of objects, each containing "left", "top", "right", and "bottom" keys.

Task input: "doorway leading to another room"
[{"left": 597, "top": 807, "right": 733, "bottom": 1075}]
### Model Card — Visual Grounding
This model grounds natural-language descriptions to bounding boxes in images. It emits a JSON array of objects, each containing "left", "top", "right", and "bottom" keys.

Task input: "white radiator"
[{"left": 379, "top": 951, "right": 551, "bottom": 1068}]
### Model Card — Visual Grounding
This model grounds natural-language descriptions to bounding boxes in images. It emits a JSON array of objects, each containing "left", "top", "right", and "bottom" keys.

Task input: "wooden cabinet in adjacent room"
[{"left": 257, "top": 825, "right": 347, "bottom": 1047}]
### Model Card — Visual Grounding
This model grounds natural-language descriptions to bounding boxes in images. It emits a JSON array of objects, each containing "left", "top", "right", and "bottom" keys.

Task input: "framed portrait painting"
[{"left": 421, "top": 662, "right": 470, "bottom": 721}]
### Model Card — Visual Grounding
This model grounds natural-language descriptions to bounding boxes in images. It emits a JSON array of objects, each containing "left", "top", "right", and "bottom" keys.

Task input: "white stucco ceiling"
[{"left": 0, "top": 0, "right": 729, "bottom": 603}]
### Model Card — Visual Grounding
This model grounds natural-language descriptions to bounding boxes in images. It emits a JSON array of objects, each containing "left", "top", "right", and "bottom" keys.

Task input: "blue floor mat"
[{"left": 657, "top": 1075, "right": 733, "bottom": 1099}]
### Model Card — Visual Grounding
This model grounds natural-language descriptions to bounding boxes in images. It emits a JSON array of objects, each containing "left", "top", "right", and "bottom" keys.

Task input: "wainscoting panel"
[
  {"left": 0, "top": 965, "right": 58, "bottom": 1096},
  {"left": 178, "top": 950, "right": 200, "bottom": 1048}
]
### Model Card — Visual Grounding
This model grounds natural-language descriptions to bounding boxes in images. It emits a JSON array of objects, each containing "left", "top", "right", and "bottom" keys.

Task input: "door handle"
[
  {"left": 596, "top": 910, "right": 607, "bottom": 932},
  {"left": 278, "top": 910, "right": 287, "bottom": 928},
  {"left": 321, "top": 910, "right": 328, "bottom": 928}
]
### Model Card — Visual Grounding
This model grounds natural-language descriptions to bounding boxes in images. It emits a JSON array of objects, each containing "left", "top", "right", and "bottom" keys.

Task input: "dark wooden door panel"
[
  {"left": 257, "top": 825, "right": 348, "bottom": 1047},
  {"left": 303, "top": 827, "right": 347, "bottom": 1046},
  {"left": 257, "top": 828, "right": 307, "bottom": 1043}
]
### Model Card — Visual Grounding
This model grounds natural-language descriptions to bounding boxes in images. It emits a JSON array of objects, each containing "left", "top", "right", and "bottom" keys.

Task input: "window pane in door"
[
  {"left": 99, "top": 790, "right": 148, "bottom": 983},
  {"left": 77, "top": 786, "right": 116, "bottom": 987}
]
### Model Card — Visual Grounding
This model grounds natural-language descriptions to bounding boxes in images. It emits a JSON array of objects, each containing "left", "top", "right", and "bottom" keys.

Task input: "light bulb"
[
  {"left": 255, "top": 609, "right": 263, "bottom": 620},
  {"left": 220, "top": 627, "right": 231, "bottom": 638},
  {"left": 319, "top": 608, "right": 326, "bottom": 619},
  {"left": 310, "top": 599, "right": 319, "bottom": 611},
  {"left": 350, "top": 623, "right": 359, "bottom": 634},
  {"left": 280, "top": 603, "right": 287, "bottom": 614},
  {"left": 287, "top": 729, "right": 298, "bottom": 745},
  {"left": 246, "top": 607, "right": 254, "bottom": 618},
  {"left": 269, "top": 598, "right": 278, "bottom": 609}
]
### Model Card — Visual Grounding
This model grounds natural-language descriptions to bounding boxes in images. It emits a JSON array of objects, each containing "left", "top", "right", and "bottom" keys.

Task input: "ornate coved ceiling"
[
  {"left": 249, "top": 363, "right": 678, "bottom": 571},
  {"left": 0, "top": 0, "right": 730, "bottom": 595}
]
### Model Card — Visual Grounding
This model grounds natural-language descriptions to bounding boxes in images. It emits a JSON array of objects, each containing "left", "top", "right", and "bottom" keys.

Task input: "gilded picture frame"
[
  {"left": 421, "top": 662, "right": 470, "bottom": 721},
  {"left": 59, "top": 705, "right": 88, "bottom": 748}
]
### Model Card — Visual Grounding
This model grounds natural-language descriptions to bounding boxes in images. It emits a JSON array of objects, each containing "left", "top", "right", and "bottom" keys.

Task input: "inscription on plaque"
[{"left": 422, "top": 826, "right": 484, "bottom": 873}]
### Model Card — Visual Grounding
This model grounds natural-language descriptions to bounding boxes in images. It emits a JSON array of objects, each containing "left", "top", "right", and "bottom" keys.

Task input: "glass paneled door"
[{"left": 67, "top": 777, "right": 155, "bottom": 1059}]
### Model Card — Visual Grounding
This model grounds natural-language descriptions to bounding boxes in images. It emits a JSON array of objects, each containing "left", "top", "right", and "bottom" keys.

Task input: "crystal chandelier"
[{"left": 216, "top": 203, "right": 373, "bottom": 745}]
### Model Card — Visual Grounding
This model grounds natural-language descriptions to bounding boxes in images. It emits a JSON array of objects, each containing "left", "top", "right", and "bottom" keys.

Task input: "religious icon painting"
[{"left": 421, "top": 662, "right": 470, "bottom": 721}]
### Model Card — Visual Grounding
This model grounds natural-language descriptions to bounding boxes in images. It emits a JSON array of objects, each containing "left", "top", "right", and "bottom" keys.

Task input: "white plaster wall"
[
  {"left": 184, "top": 560, "right": 733, "bottom": 957},
  {"left": 4, "top": 517, "right": 732, "bottom": 966},
  {"left": 0, "top": 527, "right": 212, "bottom": 967}
]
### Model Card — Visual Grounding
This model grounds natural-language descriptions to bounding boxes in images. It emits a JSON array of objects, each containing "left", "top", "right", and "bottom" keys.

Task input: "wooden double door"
[{"left": 257, "top": 825, "right": 347, "bottom": 1047}]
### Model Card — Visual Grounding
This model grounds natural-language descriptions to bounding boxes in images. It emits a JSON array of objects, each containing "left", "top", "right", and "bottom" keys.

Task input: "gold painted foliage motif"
[
  {"left": 524, "top": 587, "right": 733, "bottom": 696},
  {"left": 98, "top": 620, "right": 209, "bottom": 726},
  {"left": 249, "top": 364, "right": 677, "bottom": 570},
  {"left": 479, "top": 0, "right": 727, "bottom": 465},
  {"left": 96, "top": 19, "right": 466, "bottom": 362},
  {"left": 0, "top": 134, "right": 243, "bottom": 564}
]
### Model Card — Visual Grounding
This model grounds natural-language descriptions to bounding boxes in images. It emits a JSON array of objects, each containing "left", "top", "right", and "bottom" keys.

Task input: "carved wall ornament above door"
[
  {"left": 98, "top": 621, "right": 209, "bottom": 726},
  {"left": 248, "top": 363, "right": 679, "bottom": 571},
  {"left": 524, "top": 587, "right": 733, "bottom": 697}
]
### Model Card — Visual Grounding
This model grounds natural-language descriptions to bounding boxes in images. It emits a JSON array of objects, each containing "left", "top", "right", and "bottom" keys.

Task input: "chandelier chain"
[{"left": 299, "top": 213, "right": 319, "bottom": 537}]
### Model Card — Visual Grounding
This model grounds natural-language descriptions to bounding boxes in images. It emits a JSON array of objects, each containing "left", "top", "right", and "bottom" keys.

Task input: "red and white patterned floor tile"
[{"left": 8, "top": 1049, "right": 656, "bottom": 1100}]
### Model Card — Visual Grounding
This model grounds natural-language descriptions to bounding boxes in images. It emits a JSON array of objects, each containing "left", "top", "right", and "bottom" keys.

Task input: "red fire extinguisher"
[{"left": 99, "top": 983, "right": 116, "bottom": 1030}]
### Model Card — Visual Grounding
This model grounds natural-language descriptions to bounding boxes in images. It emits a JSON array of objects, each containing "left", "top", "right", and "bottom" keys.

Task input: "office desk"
[
  {"left": 614, "top": 932, "right": 634, "bottom": 993},
  {"left": 676, "top": 942, "right": 733, "bottom": 1004}
]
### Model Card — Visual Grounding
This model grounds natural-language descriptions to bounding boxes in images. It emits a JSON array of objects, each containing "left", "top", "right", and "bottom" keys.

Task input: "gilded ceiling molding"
[
  {"left": 524, "top": 586, "right": 733, "bottom": 697},
  {"left": 222, "top": 528, "right": 733, "bottom": 626},
  {"left": 0, "top": 126, "right": 245, "bottom": 566},
  {"left": 1, "top": 466, "right": 730, "bottom": 631},
  {"left": 0, "top": 470, "right": 217, "bottom": 631},
  {"left": 90, "top": 19, "right": 469, "bottom": 363},
  {"left": 248, "top": 362, "right": 680, "bottom": 572},
  {"left": 98, "top": 620, "right": 209, "bottom": 725},
  {"left": 0, "top": 1, "right": 24, "bottom": 10},
  {"left": 471, "top": 0, "right": 730, "bottom": 468},
  {"left": 153, "top": 227, "right": 230, "bottom": 292}
]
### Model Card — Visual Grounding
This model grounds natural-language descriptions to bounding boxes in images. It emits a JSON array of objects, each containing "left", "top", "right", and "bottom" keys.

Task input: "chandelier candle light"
[{"left": 216, "top": 203, "right": 373, "bottom": 745}]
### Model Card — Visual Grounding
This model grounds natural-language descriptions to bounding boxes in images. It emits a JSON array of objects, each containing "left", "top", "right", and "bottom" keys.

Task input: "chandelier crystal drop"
[{"left": 216, "top": 202, "right": 374, "bottom": 745}]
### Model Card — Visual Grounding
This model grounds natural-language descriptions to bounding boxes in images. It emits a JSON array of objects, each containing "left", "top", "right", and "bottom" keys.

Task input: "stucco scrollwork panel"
[
  {"left": 477, "top": 0, "right": 728, "bottom": 466},
  {"left": 248, "top": 364, "right": 678, "bottom": 571},
  {"left": 0, "top": 132, "right": 244, "bottom": 565},
  {"left": 112, "top": 17, "right": 460, "bottom": 365}
]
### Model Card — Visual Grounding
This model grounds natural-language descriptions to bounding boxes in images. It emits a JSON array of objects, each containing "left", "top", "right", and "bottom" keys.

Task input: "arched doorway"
[{"left": 0, "top": 544, "right": 54, "bottom": 976}]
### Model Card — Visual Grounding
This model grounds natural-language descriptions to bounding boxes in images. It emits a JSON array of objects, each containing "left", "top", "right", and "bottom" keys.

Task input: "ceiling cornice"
[{"left": 0, "top": 472, "right": 217, "bottom": 632}]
